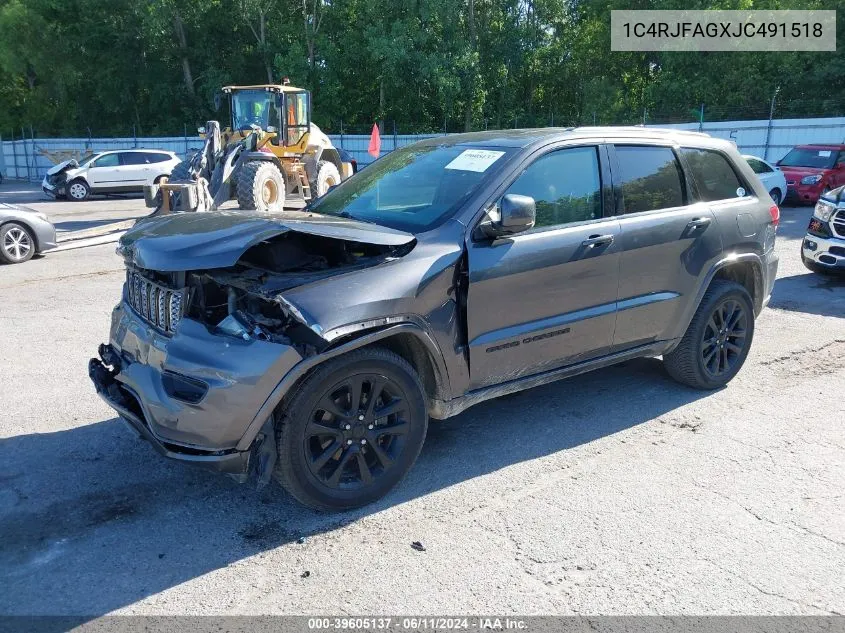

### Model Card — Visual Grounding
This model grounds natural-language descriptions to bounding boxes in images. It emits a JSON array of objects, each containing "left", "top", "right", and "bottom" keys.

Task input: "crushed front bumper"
[
  {"left": 89, "top": 302, "right": 304, "bottom": 478},
  {"left": 803, "top": 233, "right": 845, "bottom": 269}
]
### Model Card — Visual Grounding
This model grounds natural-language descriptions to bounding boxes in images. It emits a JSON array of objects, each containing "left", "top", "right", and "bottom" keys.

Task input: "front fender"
[{"left": 235, "top": 322, "right": 450, "bottom": 450}]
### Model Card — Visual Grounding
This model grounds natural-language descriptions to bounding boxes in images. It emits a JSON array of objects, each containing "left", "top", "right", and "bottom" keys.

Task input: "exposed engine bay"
[{"left": 128, "top": 231, "right": 414, "bottom": 356}]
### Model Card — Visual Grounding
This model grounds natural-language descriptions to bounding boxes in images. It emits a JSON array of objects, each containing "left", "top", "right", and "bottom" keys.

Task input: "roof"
[
  {"left": 793, "top": 143, "right": 845, "bottom": 149},
  {"left": 222, "top": 84, "right": 307, "bottom": 94},
  {"left": 414, "top": 126, "right": 717, "bottom": 150}
]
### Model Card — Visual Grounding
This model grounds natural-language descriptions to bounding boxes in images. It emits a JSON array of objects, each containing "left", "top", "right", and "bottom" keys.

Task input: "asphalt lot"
[{"left": 0, "top": 182, "right": 843, "bottom": 617}]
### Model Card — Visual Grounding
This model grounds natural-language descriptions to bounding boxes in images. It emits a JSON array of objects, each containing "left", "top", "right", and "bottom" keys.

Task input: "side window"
[
  {"left": 146, "top": 153, "right": 170, "bottom": 164},
  {"left": 92, "top": 153, "right": 119, "bottom": 168},
  {"left": 681, "top": 147, "right": 746, "bottom": 202},
  {"left": 120, "top": 152, "right": 148, "bottom": 166},
  {"left": 505, "top": 146, "right": 602, "bottom": 229},
  {"left": 615, "top": 145, "right": 685, "bottom": 214},
  {"left": 746, "top": 158, "right": 772, "bottom": 174}
]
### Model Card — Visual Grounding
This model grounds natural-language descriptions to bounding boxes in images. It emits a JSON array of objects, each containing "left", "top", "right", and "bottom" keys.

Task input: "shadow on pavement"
[
  {"left": 0, "top": 357, "right": 712, "bottom": 617},
  {"left": 769, "top": 271, "right": 845, "bottom": 318}
]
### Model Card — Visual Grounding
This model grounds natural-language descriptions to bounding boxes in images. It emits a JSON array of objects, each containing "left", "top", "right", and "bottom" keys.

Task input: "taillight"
[{"left": 769, "top": 203, "right": 780, "bottom": 227}]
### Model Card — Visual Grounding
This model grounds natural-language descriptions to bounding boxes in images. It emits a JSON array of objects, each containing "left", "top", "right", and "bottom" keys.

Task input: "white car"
[
  {"left": 743, "top": 154, "right": 788, "bottom": 206},
  {"left": 42, "top": 149, "right": 181, "bottom": 201}
]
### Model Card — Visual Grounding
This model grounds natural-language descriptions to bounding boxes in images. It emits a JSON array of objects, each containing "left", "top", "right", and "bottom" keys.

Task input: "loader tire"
[
  {"left": 168, "top": 156, "right": 194, "bottom": 182},
  {"left": 311, "top": 160, "right": 341, "bottom": 199},
  {"left": 237, "top": 161, "right": 285, "bottom": 212}
]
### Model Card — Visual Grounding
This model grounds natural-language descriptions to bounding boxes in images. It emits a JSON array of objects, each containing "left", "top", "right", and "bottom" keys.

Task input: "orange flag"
[{"left": 368, "top": 123, "right": 381, "bottom": 158}]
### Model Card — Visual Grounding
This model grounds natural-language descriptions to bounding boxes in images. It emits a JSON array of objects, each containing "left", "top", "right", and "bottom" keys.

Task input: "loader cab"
[{"left": 223, "top": 85, "right": 311, "bottom": 150}]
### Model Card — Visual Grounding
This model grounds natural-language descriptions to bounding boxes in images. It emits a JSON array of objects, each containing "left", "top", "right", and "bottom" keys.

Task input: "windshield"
[
  {"left": 77, "top": 154, "right": 98, "bottom": 167},
  {"left": 309, "top": 144, "right": 513, "bottom": 232},
  {"left": 779, "top": 147, "right": 838, "bottom": 169},
  {"left": 231, "top": 89, "right": 280, "bottom": 130}
]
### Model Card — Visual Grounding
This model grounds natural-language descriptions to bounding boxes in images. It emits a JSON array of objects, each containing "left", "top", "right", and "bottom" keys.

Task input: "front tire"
[
  {"left": 236, "top": 161, "right": 285, "bottom": 212},
  {"left": 67, "top": 179, "right": 90, "bottom": 201},
  {"left": 274, "top": 347, "right": 428, "bottom": 511},
  {"left": 311, "top": 160, "right": 341, "bottom": 198},
  {"left": 768, "top": 188, "right": 781, "bottom": 206},
  {"left": 0, "top": 222, "right": 36, "bottom": 264},
  {"left": 663, "top": 280, "right": 755, "bottom": 390}
]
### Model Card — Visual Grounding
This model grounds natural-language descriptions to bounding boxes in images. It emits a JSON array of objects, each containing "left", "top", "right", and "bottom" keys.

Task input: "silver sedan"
[{"left": 0, "top": 203, "right": 58, "bottom": 264}]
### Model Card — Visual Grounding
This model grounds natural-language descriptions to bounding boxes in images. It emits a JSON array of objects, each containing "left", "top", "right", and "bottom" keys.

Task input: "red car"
[{"left": 778, "top": 144, "right": 845, "bottom": 204}]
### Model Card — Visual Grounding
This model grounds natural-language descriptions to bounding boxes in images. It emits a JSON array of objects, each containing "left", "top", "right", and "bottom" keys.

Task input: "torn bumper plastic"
[{"left": 89, "top": 301, "right": 304, "bottom": 478}]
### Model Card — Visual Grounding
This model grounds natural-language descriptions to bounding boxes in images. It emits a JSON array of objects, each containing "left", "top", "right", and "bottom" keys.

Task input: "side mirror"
[{"left": 479, "top": 194, "right": 536, "bottom": 239}]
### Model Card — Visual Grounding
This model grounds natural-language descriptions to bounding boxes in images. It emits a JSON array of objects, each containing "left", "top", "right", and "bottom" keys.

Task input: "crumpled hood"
[
  {"left": 119, "top": 210, "right": 415, "bottom": 271},
  {"left": 47, "top": 159, "right": 79, "bottom": 176}
]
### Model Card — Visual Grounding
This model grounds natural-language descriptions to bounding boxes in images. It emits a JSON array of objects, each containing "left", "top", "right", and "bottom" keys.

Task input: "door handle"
[
  {"left": 686, "top": 217, "right": 712, "bottom": 230},
  {"left": 581, "top": 234, "right": 614, "bottom": 248}
]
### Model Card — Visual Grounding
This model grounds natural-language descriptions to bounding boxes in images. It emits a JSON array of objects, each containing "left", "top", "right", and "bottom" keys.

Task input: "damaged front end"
[
  {"left": 41, "top": 159, "right": 79, "bottom": 198},
  {"left": 90, "top": 210, "right": 416, "bottom": 483}
]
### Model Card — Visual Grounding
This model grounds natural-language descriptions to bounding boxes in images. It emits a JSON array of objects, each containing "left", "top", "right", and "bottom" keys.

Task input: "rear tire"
[
  {"left": 237, "top": 161, "right": 285, "bottom": 212},
  {"left": 768, "top": 188, "right": 781, "bottom": 206},
  {"left": 0, "top": 222, "right": 36, "bottom": 264},
  {"left": 67, "top": 179, "right": 89, "bottom": 201},
  {"left": 273, "top": 347, "right": 428, "bottom": 511},
  {"left": 311, "top": 160, "right": 341, "bottom": 198},
  {"left": 663, "top": 280, "right": 755, "bottom": 390}
]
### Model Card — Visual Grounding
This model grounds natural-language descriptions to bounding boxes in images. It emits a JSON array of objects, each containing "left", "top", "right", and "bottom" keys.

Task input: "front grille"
[
  {"left": 831, "top": 210, "right": 845, "bottom": 239},
  {"left": 125, "top": 270, "right": 186, "bottom": 334}
]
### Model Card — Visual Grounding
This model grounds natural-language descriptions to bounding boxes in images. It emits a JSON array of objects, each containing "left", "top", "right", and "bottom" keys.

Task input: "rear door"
[
  {"left": 118, "top": 152, "right": 152, "bottom": 186},
  {"left": 610, "top": 143, "right": 722, "bottom": 352},
  {"left": 466, "top": 144, "right": 621, "bottom": 389}
]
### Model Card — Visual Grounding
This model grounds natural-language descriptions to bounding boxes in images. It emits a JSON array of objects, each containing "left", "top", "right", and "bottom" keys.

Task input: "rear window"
[
  {"left": 779, "top": 147, "right": 838, "bottom": 169},
  {"left": 146, "top": 152, "right": 172, "bottom": 164},
  {"left": 615, "top": 145, "right": 685, "bottom": 214},
  {"left": 682, "top": 148, "right": 747, "bottom": 202},
  {"left": 746, "top": 157, "right": 772, "bottom": 174}
]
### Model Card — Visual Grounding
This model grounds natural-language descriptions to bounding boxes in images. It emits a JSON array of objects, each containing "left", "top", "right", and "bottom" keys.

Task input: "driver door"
[{"left": 465, "top": 145, "right": 622, "bottom": 390}]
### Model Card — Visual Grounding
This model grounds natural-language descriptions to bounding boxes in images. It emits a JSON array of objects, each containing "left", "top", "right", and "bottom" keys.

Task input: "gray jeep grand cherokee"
[{"left": 90, "top": 127, "right": 779, "bottom": 510}]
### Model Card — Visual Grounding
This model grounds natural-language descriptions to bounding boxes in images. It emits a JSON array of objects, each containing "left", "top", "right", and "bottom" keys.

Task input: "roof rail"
[{"left": 573, "top": 126, "right": 711, "bottom": 138}]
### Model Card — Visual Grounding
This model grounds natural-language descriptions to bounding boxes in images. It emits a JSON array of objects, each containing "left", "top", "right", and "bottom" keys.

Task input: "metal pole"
[
  {"left": 30, "top": 125, "right": 36, "bottom": 182},
  {"left": 699, "top": 103, "right": 705, "bottom": 132},
  {"left": 133, "top": 124, "right": 137, "bottom": 148},
  {"left": 763, "top": 87, "right": 780, "bottom": 161},
  {"left": 184, "top": 123, "right": 188, "bottom": 160},
  {"left": 11, "top": 129, "right": 18, "bottom": 180},
  {"left": 340, "top": 119, "right": 344, "bottom": 148},
  {"left": 21, "top": 127, "right": 30, "bottom": 181},
  {"left": 393, "top": 120, "right": 397, "bottom": 152}
]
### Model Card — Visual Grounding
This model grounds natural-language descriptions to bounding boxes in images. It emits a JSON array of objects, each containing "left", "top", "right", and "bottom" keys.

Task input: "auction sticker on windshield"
[{"left": 445, "top": 149, "right": 505, "bottom": 172}]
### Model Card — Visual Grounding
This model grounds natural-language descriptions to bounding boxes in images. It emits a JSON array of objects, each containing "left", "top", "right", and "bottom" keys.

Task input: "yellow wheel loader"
[{"left": 147, "top": 83, "right": 351, "bottom": 214}]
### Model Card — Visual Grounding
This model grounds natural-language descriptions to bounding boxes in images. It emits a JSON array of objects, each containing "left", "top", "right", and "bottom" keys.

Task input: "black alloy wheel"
[
  {"left": 304, "top": 373, "right": 411, "bottom": 489},
  {"left": 274, "top": 347, "right": 428, "bottom": 511},
  {"left": 700, "top": 298, "right": 748, "bottom": 379}
]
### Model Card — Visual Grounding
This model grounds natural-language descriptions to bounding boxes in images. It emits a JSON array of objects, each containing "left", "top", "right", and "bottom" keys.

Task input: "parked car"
[
  {"left": 744, "top": 155, "right": 787, "bottom": 206},
  {"left": 778, "top": 144, "right": 845, "bottom": 204},
  {"left": 802, "top": 184, "right": 845, "bottom": 274},
  {"left": 337, "top": 147, "right": 358, "bottom": 175},
  {"left": 0, "top": 202, "right": 57, "bottom": 264},
  {"left": 42, "top": 149, "right": 181, "bottom": 201},
  {"left": 89, "top": 127, "right": 779, "bottom": 510}
]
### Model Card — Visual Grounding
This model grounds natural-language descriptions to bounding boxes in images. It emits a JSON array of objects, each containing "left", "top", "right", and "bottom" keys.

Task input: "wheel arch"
[
  {"left": 667, "top": 253, "right": 764, "bottom": 350},
  {"left": 0, "top": 218, "right": 39, "bottom": 252},
  {"left": 236, "top": 322, "right": 451, "bottom": 451}
]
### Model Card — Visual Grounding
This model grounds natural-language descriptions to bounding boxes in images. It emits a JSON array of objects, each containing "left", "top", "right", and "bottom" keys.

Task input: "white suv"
[{"left": 42, "top": 149, "right": 181, "bottom": 201}]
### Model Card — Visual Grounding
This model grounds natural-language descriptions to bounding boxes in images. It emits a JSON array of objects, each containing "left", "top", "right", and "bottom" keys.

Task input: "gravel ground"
[{"left": 0, "top": 197, "right": 843, "bottom": 618}]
